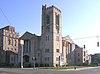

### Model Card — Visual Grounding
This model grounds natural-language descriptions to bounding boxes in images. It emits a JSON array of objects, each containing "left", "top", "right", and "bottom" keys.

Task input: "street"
[{"left": 0, "top": 67, "right": 100, "bottom": 74}]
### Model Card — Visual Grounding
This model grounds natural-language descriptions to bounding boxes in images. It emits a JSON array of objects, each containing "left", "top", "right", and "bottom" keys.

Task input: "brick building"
[{"left": 0, "top": 26, "right": 19, "bottom": 66}]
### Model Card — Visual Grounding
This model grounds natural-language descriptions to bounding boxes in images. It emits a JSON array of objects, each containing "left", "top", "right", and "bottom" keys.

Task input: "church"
[
  {"left": 18, "top": 5, "right": 63, "bottom": 67},
  {"left": 18, "top": 5, "right": 90, "bottom": 67}
]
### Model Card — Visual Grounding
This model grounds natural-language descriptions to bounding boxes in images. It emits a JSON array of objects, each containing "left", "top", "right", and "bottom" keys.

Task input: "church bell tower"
[{"left": 41, "top": 5, "right": 62, "bottom": 67}]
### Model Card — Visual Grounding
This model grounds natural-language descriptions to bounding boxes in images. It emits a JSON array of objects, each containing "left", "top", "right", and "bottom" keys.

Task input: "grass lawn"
[{"left": 37, "top": 65, "right": 97, "bottom": 69}]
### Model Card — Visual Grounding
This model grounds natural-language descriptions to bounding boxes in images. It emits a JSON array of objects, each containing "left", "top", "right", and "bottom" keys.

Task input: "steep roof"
[
  {"left": 20, "top": 31, "right": 35, "bottom": 40},
  {"left": 62, "top": 35, "right": 74, "bottom": 43}
]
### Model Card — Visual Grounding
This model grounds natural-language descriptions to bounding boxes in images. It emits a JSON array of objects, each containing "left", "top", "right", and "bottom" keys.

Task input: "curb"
[{"left": 58, "top": 67, "right": 99, "bottom": 71}]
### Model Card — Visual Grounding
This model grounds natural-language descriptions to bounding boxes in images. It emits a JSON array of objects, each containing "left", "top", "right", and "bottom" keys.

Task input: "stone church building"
[
  {"left": 18, "top": 5, "right": 63, "bottom": 67},
  {"left": 18, "top": 5, "right": 90, "bottom": 67}
]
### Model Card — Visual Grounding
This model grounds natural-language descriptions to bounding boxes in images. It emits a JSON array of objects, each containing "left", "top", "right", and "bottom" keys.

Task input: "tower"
[{"left": 41, "top": 5, "right": 62, "bottom": 67}]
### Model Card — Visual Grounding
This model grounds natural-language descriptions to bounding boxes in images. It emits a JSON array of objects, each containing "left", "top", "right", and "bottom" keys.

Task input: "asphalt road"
[{"left": 0, "top": 67, "right": 100, "bottom": 74}]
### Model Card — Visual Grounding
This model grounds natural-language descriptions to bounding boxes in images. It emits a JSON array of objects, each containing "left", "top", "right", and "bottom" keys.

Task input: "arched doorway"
[{"left": 23, "top": 55, "right": 29, "bottom": 63}]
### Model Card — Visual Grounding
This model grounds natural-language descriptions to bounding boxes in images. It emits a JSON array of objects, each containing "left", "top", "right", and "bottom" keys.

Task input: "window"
[
  {"left": 15, "top": 39, "right": 17, "bottom": 46},
  {"left": 46, "top": 25, "right": 50, "bottom": 32},
  {"left": 0, "top": 37, "right": 2, "bottom": 44},
  {"left": 56, "top": 36, "right": 59, "bottom": 41},
  {"left": 78, "top": 53, "right": 80, "bottom": 56},
  {"left": 47, "top": 57, "right": 49, "bottom": 61},
  {"left": 56, "top": 14, "right": 59, "bottom": 25},
  {"left": 46, "top": 14, "right": 50, "bottom": 32},
  {"left": 11, "top": 48, "right": 13, "bottom": 50},
  {"left": 8, "top": 37, "right": 10, "bottom": 45},
  {"left": 48, "top": 36, "right": 49, "bottom": 41},
  {"left": 46, "top": 36, "right": 47, "bottom": 41},
  {"left": 84, "top": 58, "right": 85, "bottom": 61},
  {"left": 45, "top": 57, "right": 49, "bottom": 61},
  {"left": 56, "top": 57, "right": 59, "bottom": 61},
  {"left": 46, "top": 14, "right": 50, "bottom": 25},
  {"left": 13, "top": 39, "right": 17, "bottom": 46},
  {"left": 46, "top": 36, "right": 49, "bottom": 41},
  {"left": 10, "top": 38, "right": 13, "bottom": 45},
  {"left": 45, "top": 49, "right": 49, "bottom": 53},
  {"left": 24, "top": 40, "right": 29, "bottom": 53},
  {"left": 11, "top": 57, "right": 13, "bottom": 61},
  {"left": 45, "top": 57, "right": 47, "bottom": 61},
  {"left": 78, "top": 58, "right": 80, "bottom": 62},
  {"left": 15, "top": 48, "right": 16, "bottom": 51},
  {"left": 55, "top": 14, "right": 60, "bottom": 34},
  {"left": 84, "top": 51, "right": 85, "bottom": 56},
  {"left": 56, "top": 25, "right": 59, "bottom": 34},
  {"left": 56, "top": 49, "right": 59, "bottom": 53}
]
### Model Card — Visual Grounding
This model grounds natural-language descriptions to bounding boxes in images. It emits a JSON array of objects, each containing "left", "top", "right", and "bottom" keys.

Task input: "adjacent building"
[
  {"left": 0, "top": 26, "right": 19, "bottom": 66},
  {"left": 62, "top": 35, "right": 75, "bottom": 65},
  {"left": 62, "top": 35, "right": 91, "bottom": 66},
  {"left": 91, "top": 53, "right": 100, "bottom": 65},
  {"left": 74, "top": 45, "right": 90, "bottom": 65}
]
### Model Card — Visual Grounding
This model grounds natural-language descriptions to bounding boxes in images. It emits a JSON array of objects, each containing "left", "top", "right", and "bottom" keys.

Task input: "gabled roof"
[
  {"left": 75, "top": 44, "right": 82, "bottom": 49},
  {"left": 20, "top": 31, "right": 35, "bottom": 40},
  {"left": 0, "top": 25, "right": 14, "bottom": 30},
  {"left": 62, "top": 35, "right": 74, "bottom": 43}
]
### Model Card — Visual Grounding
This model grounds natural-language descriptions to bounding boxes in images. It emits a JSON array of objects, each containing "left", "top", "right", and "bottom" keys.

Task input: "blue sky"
[{"left": 0, "top": 0, "right": 100, "bottom": 54}]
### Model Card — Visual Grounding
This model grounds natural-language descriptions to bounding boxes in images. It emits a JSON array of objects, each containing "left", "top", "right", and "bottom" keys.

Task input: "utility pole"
[
  {"left": 20, "top": 40, "right": 24, "bottom": 68},
  {"left": 97, "top": 36, "right": 99, "bottom": 47}
]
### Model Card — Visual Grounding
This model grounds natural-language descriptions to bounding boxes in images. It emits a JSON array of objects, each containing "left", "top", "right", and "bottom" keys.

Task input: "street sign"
[{"left": 59, "top": 54, "right": 64, "bottom": 62}]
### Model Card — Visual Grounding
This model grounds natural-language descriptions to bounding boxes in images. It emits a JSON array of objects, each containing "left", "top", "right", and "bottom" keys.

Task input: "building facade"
[
  {"left": 62, "top": 35, "right": 91, "bottom": 66},
  {"left": 0, "top": 26, "right": 19, "bottom": 66},
  {"left": 41, "top": 5, "right": 62, "bottom": 67},
  {"left": 62, "top": 35, "right": 75, "bottom": 65},
  {"left": 18, "top": 32, "right": 41, "bottom": 67},
  {"left": 91, "top": 53, "right": 100, "bottom": 65},
  {"left": 19, "top": 5, "right": 63, "bottom": 67},
  {"left": 74, "top": 44, "right": 91, "bottom": 65}
]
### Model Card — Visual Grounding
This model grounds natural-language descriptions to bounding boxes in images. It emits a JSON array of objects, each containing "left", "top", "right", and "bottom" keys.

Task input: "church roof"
[
  {"left": 62, "top": 35, "right": 74, "bottom": 43},
  {"left": 20, "top": 31, "right": 39, "bottom": 40}
]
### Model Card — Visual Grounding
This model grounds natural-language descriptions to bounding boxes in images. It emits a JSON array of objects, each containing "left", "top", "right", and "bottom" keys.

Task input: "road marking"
[{"left": 1, "top": 73, "right": 10, "bottom": 74}]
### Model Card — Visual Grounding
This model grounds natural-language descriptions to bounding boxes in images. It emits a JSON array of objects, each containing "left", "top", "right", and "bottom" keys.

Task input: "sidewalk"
[
  {"left": 58, "top": 66, "right": 100, "bottom": 71},
  {"left": 76, "top": 66, "right": 99, "bottom": 70}
]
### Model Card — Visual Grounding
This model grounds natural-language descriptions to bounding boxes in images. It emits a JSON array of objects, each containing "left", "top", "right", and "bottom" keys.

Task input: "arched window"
[{"left": 46, "top": 14, "right": 50, "bottom": 25}]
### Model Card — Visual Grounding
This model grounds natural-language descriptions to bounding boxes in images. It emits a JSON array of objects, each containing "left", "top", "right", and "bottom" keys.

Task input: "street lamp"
[
  {"left": 20, "top": 40, "right": 24, "bottom": 68},
  {"left": 32, "top": 57, "right": 36, "bottom": 69}
]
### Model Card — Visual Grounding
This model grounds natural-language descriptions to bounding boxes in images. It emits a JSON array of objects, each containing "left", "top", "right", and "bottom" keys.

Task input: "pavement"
[{"left": 0, "top": 66, "right": 99, "bottom": 74}]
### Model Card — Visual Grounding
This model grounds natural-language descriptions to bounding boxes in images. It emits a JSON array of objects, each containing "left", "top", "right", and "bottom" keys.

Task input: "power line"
[
  {"left": 0, "top": 7, "right": 11, "bottom": 25},
  {"left": 73, "top": 35, "right": 100, "bottom": 40}
]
